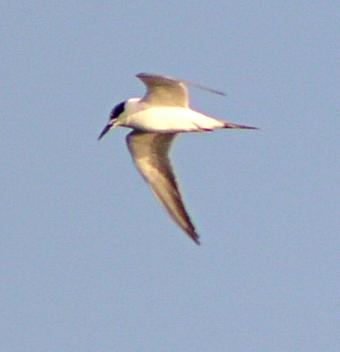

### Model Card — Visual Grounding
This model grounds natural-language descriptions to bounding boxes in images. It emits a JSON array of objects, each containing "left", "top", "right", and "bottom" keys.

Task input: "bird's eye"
[{"left": 111, "top": 101, "right": 125, "bottom": 119}]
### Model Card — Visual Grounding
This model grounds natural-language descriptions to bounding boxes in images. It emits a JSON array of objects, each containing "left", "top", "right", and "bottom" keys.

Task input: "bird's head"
[
  {"left": 98, "top": 98, "right": 141, "bottom": 140},
  {"left": 98, "top": 100, "right": 126, "bottom": 140}
]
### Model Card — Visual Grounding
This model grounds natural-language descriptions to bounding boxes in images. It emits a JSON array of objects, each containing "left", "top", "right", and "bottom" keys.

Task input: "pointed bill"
[{"left": 98, "top": 123, "right": 112, "bottom": 140}]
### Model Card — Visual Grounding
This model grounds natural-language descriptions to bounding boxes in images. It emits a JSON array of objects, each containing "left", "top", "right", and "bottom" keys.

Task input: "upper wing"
[
  {"left": 136, "top": 72, "right": 226, "bottom": 108},
  {"left": 136, "top": 73, "right": 189, "bottom": 107},
  {"left": 126, "top": 131, "right": 200, "bottom": 244}
]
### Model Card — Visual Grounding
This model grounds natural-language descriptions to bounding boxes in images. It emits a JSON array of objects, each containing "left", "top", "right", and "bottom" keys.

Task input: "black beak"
[{"left": 98, "top": 124, "right": 112, "bottom": 140}]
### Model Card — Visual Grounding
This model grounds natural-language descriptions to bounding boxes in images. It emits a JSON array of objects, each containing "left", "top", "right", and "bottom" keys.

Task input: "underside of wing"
[
  {"left": 126, "top": 130, "right": 200, "bottom": 244},
  {"left": 136, "top": 73, "right": 189, "bottom": 108}
]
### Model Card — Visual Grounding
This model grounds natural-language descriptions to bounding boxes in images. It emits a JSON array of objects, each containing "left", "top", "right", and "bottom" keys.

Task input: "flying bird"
[{"left": 98, "top": 73, "right": 257, "bottom": 244}]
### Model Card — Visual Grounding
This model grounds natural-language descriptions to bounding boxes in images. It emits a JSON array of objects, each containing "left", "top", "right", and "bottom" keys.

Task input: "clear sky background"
[{"left": 1, "top": 2, "right": 339, "bottom": 351}]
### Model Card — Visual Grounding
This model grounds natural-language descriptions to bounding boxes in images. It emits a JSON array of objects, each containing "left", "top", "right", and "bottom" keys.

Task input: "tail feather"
[{"left": 223, "top": 122, "right": 258, "bottom": 130}]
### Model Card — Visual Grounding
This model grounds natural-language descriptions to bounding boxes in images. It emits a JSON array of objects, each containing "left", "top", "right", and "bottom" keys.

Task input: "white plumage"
[{"left": 98, "top": 73, "right": 257, "bottom": 244}]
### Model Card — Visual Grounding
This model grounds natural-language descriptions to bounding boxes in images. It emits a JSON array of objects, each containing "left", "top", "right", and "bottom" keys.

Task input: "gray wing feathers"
[
  {"left": 136, "top": 73, "right": 189, "bottom": 108},
  {"left": 126, "top": 131, "right": 200, "bottom": 244}
]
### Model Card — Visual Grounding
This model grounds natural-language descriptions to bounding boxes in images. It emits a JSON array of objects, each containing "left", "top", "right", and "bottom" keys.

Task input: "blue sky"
[{"left": 1, "top": 2, "right": 339, "bottom": 351}]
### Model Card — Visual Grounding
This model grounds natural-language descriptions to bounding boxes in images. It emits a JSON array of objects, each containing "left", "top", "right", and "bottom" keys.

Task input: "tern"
[{"left": 98, "top": 73, "right": 257, "bottom": 245}]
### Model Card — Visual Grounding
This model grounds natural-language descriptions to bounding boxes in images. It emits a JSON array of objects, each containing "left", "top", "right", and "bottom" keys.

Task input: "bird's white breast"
[{"left": 120, "top": 103, "right": 224, "bottom": 132}]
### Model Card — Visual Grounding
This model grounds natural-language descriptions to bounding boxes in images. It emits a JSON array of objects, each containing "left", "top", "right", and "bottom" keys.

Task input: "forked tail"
[{"left": 223, "top": 121, "right": 258, "bottom": 130}]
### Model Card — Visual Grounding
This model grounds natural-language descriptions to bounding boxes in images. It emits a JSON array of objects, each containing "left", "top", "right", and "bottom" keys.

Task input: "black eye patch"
[{"left": 111, "top": 101, "right": 125, "bottom": 119}]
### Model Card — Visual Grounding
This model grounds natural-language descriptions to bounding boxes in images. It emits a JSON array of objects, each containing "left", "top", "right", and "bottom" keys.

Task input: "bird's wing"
[
  {"left": 136, "top": 73, "right": 189, "bottom": 107},
  {"left": 126, "top": 131, "right": 200, "bottom": 244},
  {"left": 136, "top": 72, "right": 226, "bottom": 108}
]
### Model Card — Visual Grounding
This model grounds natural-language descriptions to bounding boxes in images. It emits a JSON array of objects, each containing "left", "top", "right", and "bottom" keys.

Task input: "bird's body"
[
  {"left": 98, "top": 73, "right": 257, "bottom": 244},
  {"left": 116, "top": 98, "right": 226, "bottom": 132}
]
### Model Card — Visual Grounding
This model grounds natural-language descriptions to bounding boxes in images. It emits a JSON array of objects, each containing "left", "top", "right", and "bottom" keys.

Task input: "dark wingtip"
[
  {"left": 187, "top": 229, "right": 201, "bottom": 245},
  {"left": 194, "top": 238, "right": 201, "bottom": 245}
]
